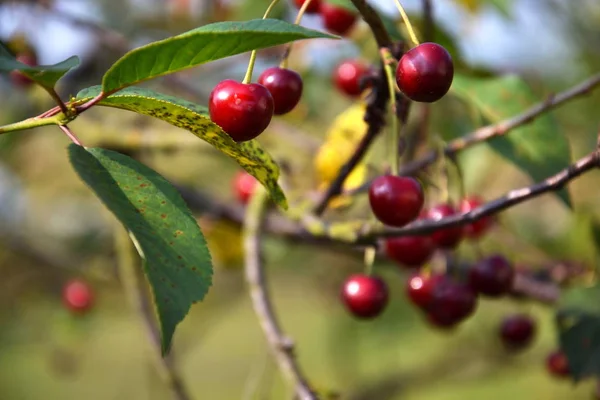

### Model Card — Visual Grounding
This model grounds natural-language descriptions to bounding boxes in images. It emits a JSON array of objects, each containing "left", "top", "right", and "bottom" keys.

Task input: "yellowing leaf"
[
  {"left": 317, "top": 163, "right": 367, "bottom": 209},
  {"left": 325, "top": 103, "right": 368, "bottom": 144}
]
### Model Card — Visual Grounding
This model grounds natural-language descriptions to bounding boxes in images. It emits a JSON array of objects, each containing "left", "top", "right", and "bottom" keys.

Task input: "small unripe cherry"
[
  {"left": 232, "top": 171, "right": 258, "bottom": 204},
  {"left": 62, "top": 279, "right": 94, "bottom": 314},
  {"left": 341, "top": 274, "right": 389, "bottom": 319}
]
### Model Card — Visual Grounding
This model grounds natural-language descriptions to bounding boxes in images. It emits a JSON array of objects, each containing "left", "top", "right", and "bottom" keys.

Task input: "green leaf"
[
  {"left": 75, "top": 85, "right": 287, "bottom": 209},
  {"left": 68, "top": 144, "right": 212, "bottom": 354},
  {"left": 451, "top": 74, "right": 572, "bottom": 207},
  {"left": 556, "top": 308, "right": 600, "bottom": 381},
  {"left": 0, "top": 44, "right": 79, "bottom": 88},
  {"left": 102, "top": 19, "right": 337, "bottom": 94}
]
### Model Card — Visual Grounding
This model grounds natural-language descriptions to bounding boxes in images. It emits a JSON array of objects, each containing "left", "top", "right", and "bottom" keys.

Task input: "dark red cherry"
[
  {"left": 459, "top": 196, "right": 494, "bottom": 239},
  {"left": 426, "top": 204, "right": 464, "bottom": 249},
  {"left": 405, "top": 274, "right": 444, "bottom": 309},
  {"left": 500, "top": 314, "right": 536, "bottom": 350},
  {"left": 209, "top": 79, "right": 274, "bottom": 142},
  {"left": 333, "top": 59, "right": 370, "bottom": 97},
  {"left": 385, "top": 235, "right": 435, "bottom": 268},
  {"left": 320, "top": 2, "right": 358, "bottom": 36},
  {"left": 232, "top": 170, "right": 258, "bottom": 204},
  {"left": 257, "top": 67, "right": 303, "bottom": 115},
  {"left": 10, "top": 52, "right": 37, "bottom": 87},
  {"left": 546, "top": 350, "right": 570, "bottom": 378},
  {"left": 469, "top": 254, "right": 514, "bottom": 297},
  {"left": 62, "top": 279, "right": 94, "bottom": 314},
  {"left": 294, "top": 0, "right": 321, "bottom": 13},
  {"left": 427, "top": 278, "right": 477, "bottom": 327},
  {"left": 369, "top": 175, "right": 424, "bottom": 227},
  {"left": 341, "top": 274, "right": 389, "bottom": 319},
  {"left": 396, "top": 42, "right": 454, "bottom": 103}
]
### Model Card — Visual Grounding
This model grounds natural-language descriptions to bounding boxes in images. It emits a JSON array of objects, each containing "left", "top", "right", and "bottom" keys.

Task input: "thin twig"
[
  {"left": 115, "top": 227, "right": 192, "bottom": 400},
  {"left": 511, "top": 273, "right": 560, "bottom": 304},
  {"left": 421, "top": 0, "right": 433, "bottom": 43},
  {"left": 349, "top": 0, "right": 392, "bottom": 47},
  {"left": 243, "top": 187, "right": 316, "bottom": 400},
  {"left": 58, "top": 125, "right": 83, "bottom": 146},
  {"left": 44, "top": 87, "right": 69, "bottom": 115}
]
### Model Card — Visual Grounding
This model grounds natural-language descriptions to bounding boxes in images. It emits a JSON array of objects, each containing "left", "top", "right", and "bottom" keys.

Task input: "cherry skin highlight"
[
  {"left": 63, "top": 279, "right": 94, "bottom": 314},
  {"left": 320, "top": 3, "right": 357, "bottom": 36},
  {"left": 209, "top": 79, "right": 274, "bottom": 142},
  {"left": 469, "top": 254, "right": 515, "bottom": 297},
  {"left": 405, "top": 274, "right": 445, "bottom": 309},
  {"left": 426, "top": 204, "right": 464, "bottom": 249},
  {"left": 386, "top": 235, "right": 435, "bottom": 268},
  {"left": 294, "top": 0, "right": 321, "bottom": 13},
  {"left": 459, "top": 196, "right": 494, "bottom": 239},
  {"left": 500, "top": 314, "right": 536, "bottom": 350},
  {"left": 341, "top": 274, "right": 389, "bottom": 319},
  {"left": 369, "top": 175, "right": 424, "bottom": 227},
  {"left": 232, "top": 171, "right": 258, "bottom": 204},
  {"left": 333, "top": 60, "right": 370, "bottom": 97},
  {"left": 396, "top": 42, "right": 454, "bottom": 103},
  {"left": 257, "top": 67, "right": 303, "bottom": 115}
]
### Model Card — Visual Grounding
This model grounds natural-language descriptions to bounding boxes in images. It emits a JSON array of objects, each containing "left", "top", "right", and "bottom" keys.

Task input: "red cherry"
[
  {"left": 341, "top": 274, "right": 389, "bottom": 319},
  {"left": 426, "top": 204, "right": 464, "bottom": 249},
  {"left": 405, "top": 274, "right": 444, "bottom": 309},
  {"left": 257, "top": 67, "right": 303, "bottom": 115},
  {"left": 546, "top": 350, "right": 570, "bottom": 378},
  {"left": 396, "top": 42, "right": 454, "bottom": 103},
  {"left": 469, "top": 254, "right": 515, "bottom": 297},
  {"left": 459, "top": 196, "right": 493, "bottom": 239},
  {"left": 62, "top": 279, "right": 94, "bottom": 313},
  {"left": 208, "top": 79, "right": 274, "bottom": 142},
  {"left": 500, "top": 314, "right": 536, "bottom": 350},
  {"left": 385, "top": 235, "right": 435, "bottom": 268},
  {"left": 294, "top": 0, "right": 321, "bottom": 13},
  {"left": 232, "top": 171, "right": 258, "bottom": 204},
  {"left": 10, "top": 52, "right": 37, "bottom": 88},
  {"left": 368, "top": 175, "right": 424, "bottom": 227},
  {"left": 320, "top": 2, "right": 358, "bottom": 36},
  {"left": 427, "top": 278, "right": 477, "bottom": 327},
  {"left": 333, "top": 59, "right": 370, "bottom": 97}
]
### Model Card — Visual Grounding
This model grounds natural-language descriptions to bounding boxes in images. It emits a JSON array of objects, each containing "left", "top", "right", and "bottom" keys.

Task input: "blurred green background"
[{"left": 1, "top": 0, "right": 600, "bottom": 399}]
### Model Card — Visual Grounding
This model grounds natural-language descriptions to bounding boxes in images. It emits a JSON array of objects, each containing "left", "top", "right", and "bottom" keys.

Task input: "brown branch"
[
  {"left": 244, "top": 188, "right": 316, "bottom": 400},
  {"left": 511, "top": 273, "right": 560, "bottom": 304},
  {"left": 350, "top": 0, "right": 392, "bottom": 48}
]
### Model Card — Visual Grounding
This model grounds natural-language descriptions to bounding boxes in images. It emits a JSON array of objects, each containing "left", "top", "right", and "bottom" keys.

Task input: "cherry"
[
  {"left": 427, "top": 277, "right": 477, "bottom": 327},
  {"left": 209, "top": 79, "right": 274, "bottom": 142},
  {"left": 62, "top": 279, "right": 94, "bottom": 314},
  {"left": 469, "top": 254, "right": 514, "bottom": 297},
  {"left": 320, "top": 2, "right": 358, "bottom": 36},
  {"left": 232, "top": 170, "right": 258, "bottom": 204},
  {"left": 396, "top": 42, "right": 454, "bottom": 103},
  {"left": 294, "top": 0, "right": 321, "bottom": 13},
  {"left": 459, "top": 196, "right": 494, "bottom": 239},
  {"left": 405, "top": 273, "right": 444, "bottom": 309},
  {"left": 333, "top": 59, "right": 370, "bottom": 97},
  {"left": 257, "top": 67, "right": 303, "bottom": 115},
  {"left": 426, "top": 204, "right": 464, "bottom": 249},
  {"left": 341, "top": 274, "right": 389, "bottom": 319},
  {"left": 10, "top": 52, "right": 37, "bottom": 88},
  {"left": 368, "top": 175, "right": 424, "bottom": 227},
  {"left": 546, "top": 350, "right": 570, "bottom": 378},
  {"left": 385, "top": 235, "right": 435, "bottom": 268},
  {"left": 500, "top": 314, "right": 536, "bottom": 350}
]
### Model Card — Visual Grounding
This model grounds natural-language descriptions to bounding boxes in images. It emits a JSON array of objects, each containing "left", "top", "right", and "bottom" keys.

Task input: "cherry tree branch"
[
  {"left": 244, "top": 188, "right": 316, "bottom": 400},
  {"left": 349, "top": 0, "right": 392, "bottom": 47}
]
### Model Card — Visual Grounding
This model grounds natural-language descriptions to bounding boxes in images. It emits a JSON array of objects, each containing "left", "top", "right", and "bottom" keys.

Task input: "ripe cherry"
[
  {"left": 427, "top": 278, "right": 477, "bottom": 327},
  {"left": 10, "top": 52, "right": 37, "bottom": 88},
  {"left": 333, "top": 60, "right": 370, "bottom": 97},
  {"left": 546, "top": 350, "right": 570, "bottom": 378},
  {"left": 459, "top": 196, "right": 494, "bottom": 239},
  {"left": 386, "top": 235, "right": 435, "bottom": 268},
  {"left": 500, "top": 314, "right": 536, "bottom": 350},
  {"left": 257, "top": 67, "right": 303, "bottom": 115},
  {"left": 62, "top": 279, "right": 94, "bottom": 314},
  {"left": 369, "top": 175, "right": 424, "bottom": 227},
  {"left": 209, "top": 79, "right": 274, "bottom": 142},
  {"left": 232, "top": 170, "right": 258, "bottom": 204},
  {"left": 396, "top": 42, "right": 454, "bottom": 103},
  {"left": 469, "top": 254, "right": 514, "bottom": 297},
  {"left": 405, "top": 273, "right": 444, "bottom": 309},
  {"left": 294, "top": 0, "right": 321, "bottom": 13},
  {"left": 341, "top": 274, "right": 389, "bottom": 319},
  {"left": 426, "top": 204, "right": 464, "bottom": 249},
  {"left": 320, "top": 2, "right": 358, "bottom": 36}
]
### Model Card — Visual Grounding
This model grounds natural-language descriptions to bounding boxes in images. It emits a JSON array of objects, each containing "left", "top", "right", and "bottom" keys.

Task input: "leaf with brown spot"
[
  {"left": 68, "top": 144, "right": 212, "bottom": 355},
  {"left": 75, "top": 85, "right": 287, "bottom": 209}
]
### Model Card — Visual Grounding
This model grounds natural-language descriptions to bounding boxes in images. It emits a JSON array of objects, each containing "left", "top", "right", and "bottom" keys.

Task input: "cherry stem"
[
  {"left": 243, "top": 0, "right": 280, "bottom": 84},
  {"left": 381, "top": 48, "right": 400, "bottom": 176},
  {"left": 280, "top": 0, "right": 315, "bottom": 69},
  {"left": 58, "top": 124, "right": 83, "bottom": 146},
  {"left": 364, "top": 247, "right": 376, "bottom": 275},
  {"left": 393, "top": 0, "right": 420, "bottom": 46}
]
